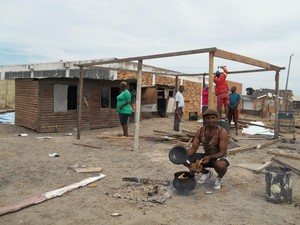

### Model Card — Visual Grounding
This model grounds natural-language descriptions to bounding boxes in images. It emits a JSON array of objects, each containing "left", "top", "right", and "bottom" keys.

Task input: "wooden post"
[
  {"left": 208, "top": 52, "right": 214, "bottom": 108},
  {"left": 134, "top": 60, "right": 143, "bottom": 151},
  {"left": 77, "top": 66, "right": 84, "bottom": 140},
  {"left": 173, "top": 76, "right": 179, "bottom": 130},
  {"left": 274, "top": 71, "right": 279, "bottom": 138}
]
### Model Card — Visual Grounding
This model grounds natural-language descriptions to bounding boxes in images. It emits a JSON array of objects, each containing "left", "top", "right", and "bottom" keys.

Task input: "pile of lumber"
[
  {"left": 140, "top": 129, "right": 195, "bottom": 146},
  {"left": 237, "top": 119, "right": 274, "bottom": 130}
]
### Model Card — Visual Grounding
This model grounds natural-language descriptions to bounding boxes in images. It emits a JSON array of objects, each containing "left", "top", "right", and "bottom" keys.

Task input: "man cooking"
[{"left": 184, "top": 109, "right": 229, "bottom": 190}]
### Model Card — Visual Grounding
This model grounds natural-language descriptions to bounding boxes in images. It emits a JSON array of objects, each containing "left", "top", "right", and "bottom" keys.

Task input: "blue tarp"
[{"left": 0, "top": 112, "right": 15, "bottom": 124}]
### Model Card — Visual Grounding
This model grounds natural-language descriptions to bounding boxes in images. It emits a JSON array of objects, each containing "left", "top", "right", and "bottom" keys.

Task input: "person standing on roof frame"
[{"left": 213, "top": 66, "right": 229, "bottom": 118}]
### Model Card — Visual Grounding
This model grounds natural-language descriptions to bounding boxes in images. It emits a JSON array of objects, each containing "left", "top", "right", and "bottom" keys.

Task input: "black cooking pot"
[
  {"left": 173, "top": 171, "right": 196, "bottom": 195},
  {"left": 169, "top": 145, "right": 188, "bottom": 164}
]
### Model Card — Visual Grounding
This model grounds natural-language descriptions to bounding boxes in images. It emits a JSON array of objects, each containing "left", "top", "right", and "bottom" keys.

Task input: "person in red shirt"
[{"left": 213, "top": 66, "right": 229, "bottom": 118}]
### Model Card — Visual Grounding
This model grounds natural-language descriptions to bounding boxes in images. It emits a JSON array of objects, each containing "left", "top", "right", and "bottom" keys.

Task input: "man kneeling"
[{"left": 184, "top": 109, "right": 229, "bottom": 190}]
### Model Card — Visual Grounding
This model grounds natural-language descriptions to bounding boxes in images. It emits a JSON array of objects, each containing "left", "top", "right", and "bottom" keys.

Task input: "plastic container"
[{"left": 217, "top": 119, "right": 229, "bottom": 133}]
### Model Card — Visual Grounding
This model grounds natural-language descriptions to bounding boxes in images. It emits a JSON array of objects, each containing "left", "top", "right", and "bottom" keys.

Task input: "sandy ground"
[{"left": 0, "top": 116, "right": 299, "bottom": 225}]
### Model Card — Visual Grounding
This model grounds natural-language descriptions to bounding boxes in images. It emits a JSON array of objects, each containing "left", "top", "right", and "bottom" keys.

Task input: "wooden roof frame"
[{"left": 74, "top": 47, "right": 285, "bottom": 149}]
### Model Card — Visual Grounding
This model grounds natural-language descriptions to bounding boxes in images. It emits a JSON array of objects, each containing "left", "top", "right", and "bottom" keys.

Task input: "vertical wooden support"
[
  {"left": 77, "top": 66, "right": 84, "bottom": 140},
  {"left": 134, "top": 60, "right": 143, "bottom": 151},
  {"left": 274, "top": 71, "right": 279, "bottom": 138},
  {"left": 208, "top": 52, "right": 214, "bottom": 108},
  {"left": 173, "top": 76, "right": 179, "bottom": 129},
  {"left": 175, "top": 76, "right": 179, "bottom": 92}
]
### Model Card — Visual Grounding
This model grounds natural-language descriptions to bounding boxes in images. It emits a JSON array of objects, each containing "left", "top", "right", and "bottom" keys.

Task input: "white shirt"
[{"left": 175, "top": 91, "right": 184, "bottom": 108}]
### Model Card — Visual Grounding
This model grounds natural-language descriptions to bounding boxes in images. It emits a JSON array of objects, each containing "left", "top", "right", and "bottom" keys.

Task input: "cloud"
[{"left": 0, "top": 0, "right": 299, "bottom": 94}]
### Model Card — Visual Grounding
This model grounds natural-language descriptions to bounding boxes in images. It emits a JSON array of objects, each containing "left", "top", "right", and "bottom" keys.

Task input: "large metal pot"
[{"left": 173, "top": 171, "right": 196, "bottom": 195}]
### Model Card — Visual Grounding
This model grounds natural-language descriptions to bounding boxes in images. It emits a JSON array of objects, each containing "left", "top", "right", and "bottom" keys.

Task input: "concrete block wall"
[{"left": 0, "top": 80, "right": 15, "bottom": 109}]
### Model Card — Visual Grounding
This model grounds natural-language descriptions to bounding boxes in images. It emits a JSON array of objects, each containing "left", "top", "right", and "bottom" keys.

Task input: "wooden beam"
[
  {"left": 134, "top": 60, "right": 143, "bottom": 151},
  {"left": 238, "top": 120, "right": 274, "bottom": 129},
  {"left": 274, "top": 71, "right": 280, "bottom": 138},
  {"left": 77, "top": 66, "right": 84, "bottom": 140},
  {"left": 228, "top": 139, "right": 278, "bottom": 155},
  {"left": 214, "top": 49, "right": 282, "bottom": 71},
  {"left": 254, "top": 161, "right": 273, "bottom": 173},
  {"left": 256, "top": 139, "right": 278, "bottom": 149},
  {"left": 277, "top": 145, "right": 297, "bottom": 150},
  {"left": 74, "top": 47, "right": 217, "bottom": 67},
  {"left": 227, "top": 68, "right": 285, "bottom": 74},
  {"left": 228, "top": 145, "right": 256, "bottom": 155},
  {"left": 208, "top": 51, "right": 214, "bottom": 108},
  {"left": 267, "top": 149, "right": 300, "bottom": 161},
  {"left": 0, "top": 174, "right": 106, "bottom": 216},
  {"left": 236, "top": 161, "right": 273, "bottom": 173},
  {"left": 75, "top": 167, "right": 103, "bottom": 173},
  {"left": 272, "top": 157, "right": 300, "bottom": 176},
  {"left": 98, "top": 135, "right": 134, "bottom": 139},
  {"left": 80, "top": 66, "right": 285, "bottom": 77},
  {"left": 73, "top": 142, "right": 101, "bottom": 149}
]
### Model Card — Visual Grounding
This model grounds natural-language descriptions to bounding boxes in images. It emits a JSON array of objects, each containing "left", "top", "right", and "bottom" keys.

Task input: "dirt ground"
[{"left": 0, "top": 115, "right": 299, "bottom": 225}]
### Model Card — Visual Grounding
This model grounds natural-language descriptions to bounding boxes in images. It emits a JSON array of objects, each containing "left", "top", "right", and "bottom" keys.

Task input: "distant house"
[
  {"left": 15, "top": 78, "right": 124, "bottom": 132},
  {"left": 242, "top": 88, "right": 293, "bottom": 117},
  {"left": 15, "top": 77, "right": 179, "bottom": 132}
]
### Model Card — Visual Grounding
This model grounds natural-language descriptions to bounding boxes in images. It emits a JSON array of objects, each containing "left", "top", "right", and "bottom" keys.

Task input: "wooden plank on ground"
[
  {"left": 98, "top": 135, "right": 134, "bottom": 139},
  {"left": 236, "top": 163, "right": 264, "bottom": 171},
  {"left": 153, "top": 129, "right": 189, "bottom": 137},
  {"left": 256, "top": 139, "right": 278, "bottom": 149},
  {"left": 108, "top": 142, "right": 131, "bottom": 146},
  {"left": 181, "top": 129, "right": 196, "bottom": 136},
  {"left": 267, "top": 149, "right": 300, "bottom": 161},
  {"left": 228, "top": 145, "right": 256, "bottom": 155},
  {"left": 75, "top": 167, "right": 103, "bottom": 173},
  {"left": 236, "top": 161, "right": 273, "bottom": 173},
  {"left": 186, "top": 137, "right": 193, "bottom": 147},
  {"left": 272, "top": 157, "right": 300, "bottom": 176},
  {"left": 277, "top": 144, "right": 297, "bottom": 150},
  {"left": 238, "top": 120, "right": 274, "bottom": 129},
  {"left": 140, "top": 135, "right": 176, "bottom": 142},
  {"left": 228, "top": 139, "right": 278, "bottom": 154},
  {"left": 253, "top": 161, "right": 273, "bottom": 173},
  {"left": 0, "top": 174, "right": 106, "bottom": 216},
  {"left": 73, "top": 142, "right": 102, "bottom": 149}
]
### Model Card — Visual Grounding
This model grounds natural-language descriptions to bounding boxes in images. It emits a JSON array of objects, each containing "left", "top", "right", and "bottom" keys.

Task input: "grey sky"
[{"left": 0, "top": 0, "right": 299, "bottom": 95}]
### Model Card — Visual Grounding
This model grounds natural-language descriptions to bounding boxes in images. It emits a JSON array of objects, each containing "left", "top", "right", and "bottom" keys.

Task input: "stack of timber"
[
  {"left": 238, "top": 119, "right": 274, "bottom": 130},
  {"left": 141, "top": 129, "right": 195, "bottom": 146}
]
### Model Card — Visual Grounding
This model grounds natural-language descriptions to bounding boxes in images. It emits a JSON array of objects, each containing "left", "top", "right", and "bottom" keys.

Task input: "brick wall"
[{"left": 182, "top": 80, "right": 201, "bottom": 117}]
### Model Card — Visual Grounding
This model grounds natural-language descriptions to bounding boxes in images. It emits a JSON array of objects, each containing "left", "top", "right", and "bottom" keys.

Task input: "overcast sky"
[{"left": 1, "top": 0, "right": 299, "bottom": 95}]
